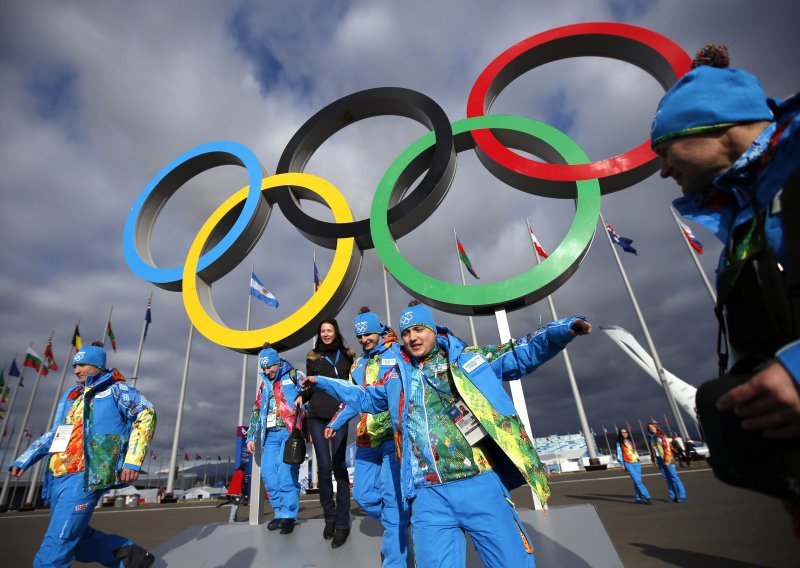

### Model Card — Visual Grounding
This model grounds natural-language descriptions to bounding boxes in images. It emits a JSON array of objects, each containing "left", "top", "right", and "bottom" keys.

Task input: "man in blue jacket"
[
  {"left": 651, "top": 45, "right": 800, "bottom": 535},
  {"left": 10, "top": 342, "right": 156, "bottom": 568},
  {"left": 651, "top": 46, "right": 800, "bottom": 440},
  {"left": 246, "top": 343, "right": 304, "bottom": 534},
  {"left": 304, "top": 301, "right": 591, "bottom": 567}
]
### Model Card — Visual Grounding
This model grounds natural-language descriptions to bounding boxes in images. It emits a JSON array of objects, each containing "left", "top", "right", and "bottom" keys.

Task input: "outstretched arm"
[
  {"left": 302, "top": 374, "right": 390, "bottom": 414},
  {"left": 483, "top": 317, "right": 591, "bottom": 380}
]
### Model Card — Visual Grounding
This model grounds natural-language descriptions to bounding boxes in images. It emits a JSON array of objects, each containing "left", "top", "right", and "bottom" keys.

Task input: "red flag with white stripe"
[{"left": 527, "top": 222, "right": 549, "bottom": 259}]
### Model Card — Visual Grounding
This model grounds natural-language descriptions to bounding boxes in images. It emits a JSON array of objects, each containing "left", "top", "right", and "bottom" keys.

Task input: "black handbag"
[{"left": 283, "top": 410, "right": 307, "bottom": 465}]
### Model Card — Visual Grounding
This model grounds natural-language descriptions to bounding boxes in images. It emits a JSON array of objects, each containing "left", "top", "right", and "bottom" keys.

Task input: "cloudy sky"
[{"left": 1, "top": 0, "right": 798, "bottom": 468}]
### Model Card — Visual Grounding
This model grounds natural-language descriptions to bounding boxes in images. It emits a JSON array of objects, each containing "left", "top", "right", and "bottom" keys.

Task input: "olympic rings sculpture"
[{"left": 123, "top": 23, "right": 690, "bottom": 353}]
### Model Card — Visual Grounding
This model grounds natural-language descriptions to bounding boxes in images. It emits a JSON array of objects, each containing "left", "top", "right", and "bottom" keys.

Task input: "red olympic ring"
[{"left": 467, "top": 22, "right": 692, "bottom": 194}]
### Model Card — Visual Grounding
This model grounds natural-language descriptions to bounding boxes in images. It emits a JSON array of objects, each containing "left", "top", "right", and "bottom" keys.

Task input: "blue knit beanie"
[
  {"left": 258, "top": 347, "right": 280, "bottom": 369},
  {"left": 398, "top": 304, "right": 436, "bottom": 334},
  {"left": 651, "top": 66, "right": 772, "bottom": 148},
  {"left": 72, "top": 346, "right": 107, "bottom": 369},
  {"left": 354, "top": 310, "right": 384, "bottom": 336}
]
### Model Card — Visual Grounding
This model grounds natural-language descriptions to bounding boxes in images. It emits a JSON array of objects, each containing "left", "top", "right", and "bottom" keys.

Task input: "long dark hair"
[
  {"left": 616, "top": 427, "right": 631, "bottom": 447},
  {"left": 313, "top": 318, "right": 350, "bottom": 353}
]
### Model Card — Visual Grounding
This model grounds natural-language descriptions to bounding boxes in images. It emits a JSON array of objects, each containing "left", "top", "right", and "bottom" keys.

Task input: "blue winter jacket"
[
  {"left": 12, "top": 369, "right": 156, "bottom": 503},
  {"left": 674, "top": 93, "right": 800, "bottom": 384},
  {"left": 312, "top": 317, "right": 581, "bottom": 502},
  {"left": 246, "top": 360, "right": 305, "bottom": 447}
]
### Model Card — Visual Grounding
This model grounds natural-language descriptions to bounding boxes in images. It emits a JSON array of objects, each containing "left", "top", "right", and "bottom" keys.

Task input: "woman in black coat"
[{"left": 301, "top": 318, "right": 355, "bottom": 547}]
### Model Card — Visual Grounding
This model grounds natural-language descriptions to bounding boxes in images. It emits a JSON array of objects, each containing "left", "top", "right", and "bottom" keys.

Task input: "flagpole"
[
  {"left": 383, "top": 264, "right": 392, "bottom": 326},
  {"left": 602, "top": 427, "right": 612, "bottom": 458},
  {"left": 453, "top": 228, "right": 478, "bottom": 345},
  {"left": 239, "top": 267, "right": 254, "bottom": 426},
  {"left": 526, "top": 218, "right": 599, "bottom": 464},
  {"left": 132, "top": 292, "right": 152, "bottom": 389},
  {"left": 0, "top": 336, "right": 51, "bottom": 506},
  {"left": 494, "top": 309, "right": 541, "bottom": 510},
  {"left": 310, "top": 253, "right": 319, "bottom": 492},
  {"left": 638, "top": 419, "right": 649, "bottom": 454},
  {"left": 0, "top": 417, "right": 17, "bottom": 472},
  {"left": 101, "top": 306, "right": 113, "bottom": 343},
  {"left": 600, "top": 213, "right": 691, "bottom": 441},
  {"left": 166, "top": 322, "right": 194, "bottom": 496},
  {"left": 24, "top": 333, "right": 77, "bottom": 506},
  {"left": 669, "top": 207, "right": 716, "bottom": 304},
  {"left": 0, "top": 353, "right": 21, "bottom": 453}
]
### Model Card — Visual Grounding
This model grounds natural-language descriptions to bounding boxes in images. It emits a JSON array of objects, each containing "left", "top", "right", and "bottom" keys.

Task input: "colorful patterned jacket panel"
[
  {"left": 246, "top": 361, "right": 305, "bottom": 446},
  {"left": 12, "top": 369, "right": 156, "bottom": 502}
]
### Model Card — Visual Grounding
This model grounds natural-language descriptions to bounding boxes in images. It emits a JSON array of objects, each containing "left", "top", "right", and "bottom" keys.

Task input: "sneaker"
[
  {"left": 113, "top": 546, "right": 155, "bottom": 568},
  {"left": 323, "top": 522, "right": 336, "bottom": 540},
  {"left": 280, "top": 519, "right": 296, "bottom": 534},
  {"left": 267, "top": 518, "right": 282, "bottom": 531},
  {"left": 331, "top": 527, "right": 350, "bottom": 549}
]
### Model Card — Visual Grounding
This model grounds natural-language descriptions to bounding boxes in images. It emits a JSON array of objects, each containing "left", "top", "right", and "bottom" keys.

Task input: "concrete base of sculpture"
[{"left": 151, "top": 504, "right": 621, "bottom": 567}]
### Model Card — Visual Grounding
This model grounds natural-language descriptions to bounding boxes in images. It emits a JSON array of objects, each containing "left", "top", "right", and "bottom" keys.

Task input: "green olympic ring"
[{"left": 371, "top": 115, "right": 601, "bottom": 316}]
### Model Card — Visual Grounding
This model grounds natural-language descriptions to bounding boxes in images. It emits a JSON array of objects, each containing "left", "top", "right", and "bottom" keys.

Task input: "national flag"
[
  {"left": 249, "top": 272, "right": 279, "bottom": 308},
  {"left": 527, "top": 222, "right": 549, "bottom": 259},
  {"left": 0, "top": 409, "right": 4, "bottom": 420},
  {"left": 605, "top": 223, "right": 638, "bottom": 255},
  {"left": 44, "top": 339, "right": 58, "bottom": 373},
  {"left": 106, "top": 321, "right": 117, "bottom": 352},
  {"left": 455, "top": 234, "right": 479, "bottom": 279},
  {"left": 151, "top": 451, "right": 156, "bottom": 460},
  {"left": 195, "top": 453, "right": 202, "bottom": 461},
  {"left": 9, "top": 358, "right": 20, "bottom": 377},
  {"left": 2, "top": 385, "right": 9, "bottom": 405},
  {"left": 71, "top": 325, "right": 83, "bottom": 351},
  {"left": 24, "top": 347, "right": 49, "bottom": 377},
  {"left": 678, "top": 220, "right": 704, "bottom": 254},
  {"left": 603, "top": 425, "right": 608, "bottom": 434},
  {"left": 144, "top": 297, "right": 153, "bottom": 340},
  {"left": 313, "top": 261, "right": 321, "bottom": 292},
  {"left": 0, "top": 369, "right": 4, "bottom": 389},
  {"left": 184, "top": 453, "right": 189, "bottom": 462},
  {"left": 23, "top": 428, "right": 32, "bottom": 439},
  {"left": 217, "top": 455, "right": 222, "bottom": 462}
]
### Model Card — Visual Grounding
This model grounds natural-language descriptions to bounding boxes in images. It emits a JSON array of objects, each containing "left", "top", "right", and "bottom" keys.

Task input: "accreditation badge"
[
  {"left": 266, "top": 412, "right": 277, "bottom": 429},
  {"left": 49, "top": 424, "right": 74, "bottom": 453},
  {"left": 446, "top": 399, "right": 488, "bottom": 446}
]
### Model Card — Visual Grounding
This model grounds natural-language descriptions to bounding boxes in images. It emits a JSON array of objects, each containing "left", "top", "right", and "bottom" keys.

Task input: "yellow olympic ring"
[{"left": 182, "top": 172, "right": 360, "bottom": 353}]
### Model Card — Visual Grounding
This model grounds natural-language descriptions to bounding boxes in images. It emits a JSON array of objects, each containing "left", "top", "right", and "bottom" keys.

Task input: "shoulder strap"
[{"left": 781, "top": 167, "right": 800, "bottom": 329}]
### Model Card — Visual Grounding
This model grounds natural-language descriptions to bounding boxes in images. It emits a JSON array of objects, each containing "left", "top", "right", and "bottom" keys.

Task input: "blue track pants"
[
  {"left": 655, "top": 457, "right": 686, "bottom": 501},
  {"left": 35, "top": 473, "right": 136, "bottom": 568},
  {"left": 410, "top": 470, "right": 535, "bottom": 568},
  {"left": 353, "top": 440, "right": 409, "bottom": 567},
  {"left": 623, "top": 462, "right": 651, "bottom": 502},
  {"left": 261, "top": 428, "right": 300, "bottom": 519}
]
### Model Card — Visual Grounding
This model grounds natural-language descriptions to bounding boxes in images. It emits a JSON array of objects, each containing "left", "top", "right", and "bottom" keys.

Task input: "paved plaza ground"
[{"left": 1, "top": 464, "right": 797, "bottom": 567}]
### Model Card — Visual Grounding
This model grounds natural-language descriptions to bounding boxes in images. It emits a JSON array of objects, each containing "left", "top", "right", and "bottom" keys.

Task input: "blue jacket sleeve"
[
  {"left": 11, "top": 431, "right": 55, "bottom": 472},
  {"left": 328, "top": 404, "right": 359, "bottom": 431},
  {"left": 485, "top": 317, "right": 581, "bottom": 381},
  {"left": 776, "top": 340, "right": 800, "bottom": 387},
  {"left": 615, "top": 443, "right": 623, "bottom": 465},
  {"left": 11, "top": 390, "right": 73, "bottom": 471},
  {"left": 314, "top": 376, "right": 390, "bottom": 415}
]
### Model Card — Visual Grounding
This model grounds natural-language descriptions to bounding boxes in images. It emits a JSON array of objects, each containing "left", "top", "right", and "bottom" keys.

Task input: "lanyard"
[
  {"left": 418, "top": 359, "right": 457, "bottom": 408},
  {"left": 323, "top": 350, "right": 341, "bottom": 377}
]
